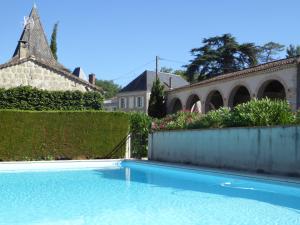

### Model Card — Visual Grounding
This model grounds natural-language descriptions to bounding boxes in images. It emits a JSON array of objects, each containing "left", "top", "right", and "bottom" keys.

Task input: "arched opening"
[
  {"left": 170, "top": 98, "right": 183, "bottom": 114},
  {"left": 258, "top": 80, "right": 286, "bottom": 100},
  {"left": 228, "top": 86, "right": 251, "bottom": 107},
  {"left": 205, "top": 91, "right": 224, "bottom": 113},
  {"left": 186, "top": 94, "right": 202, "bottom": 113}
]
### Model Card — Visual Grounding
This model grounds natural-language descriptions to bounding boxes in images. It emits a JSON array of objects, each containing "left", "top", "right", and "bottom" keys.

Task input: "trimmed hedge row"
[
  {"left": 0, "top": 111, "right": 129, "bottom": 161},
  {"left": 0, "top": 86, "right": 103, "bottom": 110}
]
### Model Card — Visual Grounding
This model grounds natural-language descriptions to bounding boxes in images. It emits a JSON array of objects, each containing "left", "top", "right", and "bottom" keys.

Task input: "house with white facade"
[{"left": 116, "top": 70, "right": 188, "bottom": 113}]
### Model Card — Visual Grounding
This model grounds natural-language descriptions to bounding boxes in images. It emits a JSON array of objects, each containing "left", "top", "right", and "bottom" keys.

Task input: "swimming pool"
[{"left": 0, "top": 160, "right": 299, "bottom": 225}]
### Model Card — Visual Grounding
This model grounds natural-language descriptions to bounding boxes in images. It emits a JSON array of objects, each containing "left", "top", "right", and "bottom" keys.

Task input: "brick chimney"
[{"left": 89, "top": 73, "right": 96, "bottom": 85}]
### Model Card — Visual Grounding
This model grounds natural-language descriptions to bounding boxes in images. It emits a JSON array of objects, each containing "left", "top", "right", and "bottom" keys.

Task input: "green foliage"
[
  {"left": 153, "top": 99, "right": 296, "bottom": 131},
  {"left": 230, "top": 99, "right": 295, "bottom": 127},
  {"left": 50, "top": 22, "right": 58, "bottom": 60},
  {"left": 160, "top": 67, "right": 188, "bottom": 81},
  {"left": 0, "top": 111, "right": 129, "bottom": 161},
  {"left": 186, "top": 33, "right": 258, "bottom": 82},
  {"left": 258, "top": 42, "right": 285, "bottom": 63},
  {"left": 129, "top": 112, "right": 152, "bottom": 158},
  {"left": 148, "top": 79, "right": 166, "bottom": 118},
  {"left": 0, "top": 86, "right": 103, "bottom": 110},
  {"left": 187, "top": 108, "right": 231, "bottom": 129},
  {"left": 95, "top": 79, "right": 121, "bottom": 99},
  {"left": 160, "top": 67, "right": 173, "bottom": 73},
  {"left": 152, "top": 111, "right": 201, "bottom": 130},
  {"left": 286, "top": 44, "right": 300, "bottom": 58}
]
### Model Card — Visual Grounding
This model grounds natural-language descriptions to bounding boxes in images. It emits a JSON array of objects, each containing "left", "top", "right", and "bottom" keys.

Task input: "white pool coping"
[
  {"left": 0, "top": 159, "right": 300, "bottom": 185},
  {"left": 0, "top": 159, "right": 123, "bottom": 172}
]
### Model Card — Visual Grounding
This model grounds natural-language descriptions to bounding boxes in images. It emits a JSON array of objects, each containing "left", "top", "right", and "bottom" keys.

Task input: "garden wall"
[
  {"left": 0, "top": 111, "right": 129, "bottom": 161},
  {"left": 148, "top": 126, "right": 300, "bottom": 176}
]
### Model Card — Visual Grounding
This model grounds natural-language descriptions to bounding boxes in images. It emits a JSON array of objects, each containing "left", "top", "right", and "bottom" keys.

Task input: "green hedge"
[
  {"left": 0, "top": 86, "right": 103, "bottom": 110},
  {"left": 0, "top": 111, "right": 129, "bottom": 161},
  {"left": 129, "top": 112, "right": 152, "bottom": 158}
]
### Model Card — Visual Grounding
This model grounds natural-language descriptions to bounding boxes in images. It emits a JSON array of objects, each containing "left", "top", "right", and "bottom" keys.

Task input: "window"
[
  {"left": 120, "top": 98, "right": 126, "bottom": 109},
  {"left": 136, "top": 96, "right": 144, "bottom": 108}
]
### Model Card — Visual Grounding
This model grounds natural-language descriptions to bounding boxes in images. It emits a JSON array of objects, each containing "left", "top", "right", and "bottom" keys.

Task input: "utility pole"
[{"left": 155, "top": 56, "right": 159, "bottom": 80}]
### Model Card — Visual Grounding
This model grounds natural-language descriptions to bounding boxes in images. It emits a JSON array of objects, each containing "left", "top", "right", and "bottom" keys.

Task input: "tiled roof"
[
  {"left": 168, "top": 57, "right": 299, "bottom": 93},
  {"left": 119, "top": 70, "right": 189, "bottom": 93}
]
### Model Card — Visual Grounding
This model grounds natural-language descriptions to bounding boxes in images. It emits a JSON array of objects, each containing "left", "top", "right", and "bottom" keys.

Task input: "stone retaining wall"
[{"left": 148, "top": 126, "right": 300, "bottom": 176}]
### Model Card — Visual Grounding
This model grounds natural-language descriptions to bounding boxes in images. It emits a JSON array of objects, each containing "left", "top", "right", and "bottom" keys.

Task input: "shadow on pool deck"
[{"left": 94, "top": 163, "right": 300, "bottom": 212}]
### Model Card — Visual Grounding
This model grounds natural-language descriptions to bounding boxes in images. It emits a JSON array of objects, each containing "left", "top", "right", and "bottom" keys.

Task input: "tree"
[
  {"left": 160, "top": 67, "right": 173, "bottom": 73},
  {"left": 258, "top": 42, "right": 285, "bottom": 63},
  {"left": 160, "top": 67, "right": 188, "bottom": 81},
  {"left": 95, "top": 79, "right": 121, "bottom": 99},
  {"left": 50, "top": 22, "right": 58, "bottom": 60},
  {"left": 186, "top": 34, "right": 258, "bottom": 82},
  {"left": 148, "top": 78, "right": 166, "bottom": 118},
  {"left": 286, "top": 44, "right": 300, "bottom": 58}
]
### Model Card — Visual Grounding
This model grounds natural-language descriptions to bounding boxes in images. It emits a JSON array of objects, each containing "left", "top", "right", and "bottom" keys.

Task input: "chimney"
[
  {"left": 169, "top": 77, "right": 172, "bottom": 89},
  {"left": 89, "top": 73, "right": 96, "bottom": 85},
  {"left": 19, "top": 41, "right": 28, "bottom": 59}
]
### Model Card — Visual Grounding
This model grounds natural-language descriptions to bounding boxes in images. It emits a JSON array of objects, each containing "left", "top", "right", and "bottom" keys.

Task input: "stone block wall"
[{"left": 0, "top": 61, "right": 90, "bottom": 92}]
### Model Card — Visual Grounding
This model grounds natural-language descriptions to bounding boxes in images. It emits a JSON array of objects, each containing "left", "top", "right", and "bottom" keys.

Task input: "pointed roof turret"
[{"left": 11, "top": 6, "right": 58, "bottom": 66}]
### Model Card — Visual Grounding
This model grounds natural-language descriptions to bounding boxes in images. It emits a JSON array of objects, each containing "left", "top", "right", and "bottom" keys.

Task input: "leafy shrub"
[
  {"left": 0, "top": 111, "right": 129, "bottom": 161},
  {"left": 129, "top": 112, "right": 152, "bottom": 158},
  {"left": 0, "top": 86, "right": 103, "bottom": 110},
  {"left": 152, "top": 111, "right": 201, "bottom": 131},
  {"left": 153, "top": 98, "right": 297, "bottom": 131},
  {"left": 230, "top": 98, "right": 295, "bottom": 127},
  {"left": 187, "top": 107, "right": 231, "bottom": 129}
]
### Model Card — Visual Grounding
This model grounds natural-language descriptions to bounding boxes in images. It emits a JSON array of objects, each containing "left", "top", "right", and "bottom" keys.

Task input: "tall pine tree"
[
  {"left": 50, "top": 22, "right": 58, "bottom": 60},
  {"left": 148, "top": 78, "right": 166, "bottom": 118}
]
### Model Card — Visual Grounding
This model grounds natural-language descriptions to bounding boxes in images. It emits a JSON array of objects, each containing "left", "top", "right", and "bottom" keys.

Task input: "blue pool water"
[{"left": 0, "top": 161, "right": 300, "bottom": 225}]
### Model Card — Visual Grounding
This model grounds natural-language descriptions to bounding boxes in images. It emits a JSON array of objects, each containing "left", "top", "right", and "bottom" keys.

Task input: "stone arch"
[
  {"left": 186, "top": 94, "right": 202, "bottom": 113},
  {"left": 169, "top": 97, "right": 183, "bottom": 114},
  {"left": 228, "top": 85, "right": 251, "bottom": 107},
  {"left": 257, "top": 79, "right": 286, "bottom": 100},
  {"left": 204, "top": 90, "right": 224, "bottom": 113}
]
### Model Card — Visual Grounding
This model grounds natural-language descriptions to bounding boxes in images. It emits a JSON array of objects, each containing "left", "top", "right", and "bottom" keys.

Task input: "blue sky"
[{"left": 0, "top": 0, "right": 300, "bottom": 86}]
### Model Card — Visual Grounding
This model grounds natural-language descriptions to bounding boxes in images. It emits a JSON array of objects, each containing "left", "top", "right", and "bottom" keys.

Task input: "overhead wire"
[{"left": 111, "top": 59, "right": 155, "bottom": 81}]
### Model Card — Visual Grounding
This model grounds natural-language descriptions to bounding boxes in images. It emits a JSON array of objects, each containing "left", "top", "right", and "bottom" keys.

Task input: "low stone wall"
[{"left": 148, "top": 126, "right": 300, "bottom": 176}]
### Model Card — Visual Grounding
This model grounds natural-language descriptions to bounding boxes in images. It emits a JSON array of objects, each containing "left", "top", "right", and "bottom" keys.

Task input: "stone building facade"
[
  {"left": 167, "top": 57, "right": 300, "bottom": 113},
  {"left": 0, "top": 6, "right": 100, "bottom": 92}
]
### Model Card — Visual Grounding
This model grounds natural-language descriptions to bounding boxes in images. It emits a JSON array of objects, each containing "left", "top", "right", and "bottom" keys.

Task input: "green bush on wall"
[
  {"left": 0, "top": 111, "right": 129, "bottom": 161},
  {"left": 153, "top": 98, "right": 298, "bottom": 131},
  {"left": 0, "top": 86, "right": 104, "bottom": 110}
]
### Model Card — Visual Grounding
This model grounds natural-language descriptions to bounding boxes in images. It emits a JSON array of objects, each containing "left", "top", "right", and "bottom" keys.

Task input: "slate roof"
[
  {"left": 11, "top": 6, "right": 60, "bottom": 67},
  {"left": 0, "top": 6, "right": 101, "bottom": 92},
  {"left": 119, "top": 70, "right": 189, "bottom": 93},
  {"left": 72, "top": 67, "right": 88, "bottom": 81}
]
